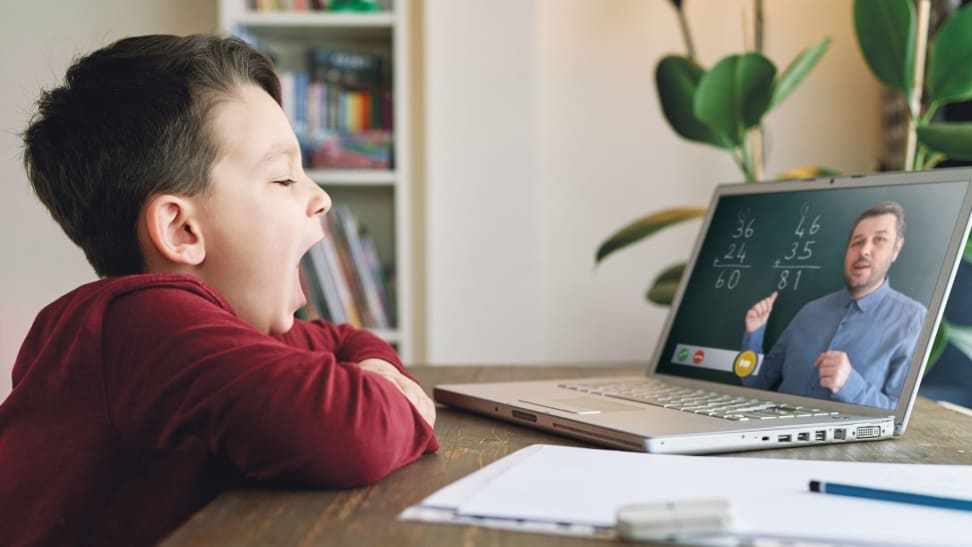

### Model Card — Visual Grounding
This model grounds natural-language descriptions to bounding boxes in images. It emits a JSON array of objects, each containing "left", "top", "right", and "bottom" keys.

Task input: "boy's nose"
[{"left": 308, "top": 182, "right": 331, "bottom": 217}]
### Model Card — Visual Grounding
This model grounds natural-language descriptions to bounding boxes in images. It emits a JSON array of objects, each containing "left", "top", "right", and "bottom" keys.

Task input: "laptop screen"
[{"left": 654, "top": 177, "right": 972, "bottom": 411}]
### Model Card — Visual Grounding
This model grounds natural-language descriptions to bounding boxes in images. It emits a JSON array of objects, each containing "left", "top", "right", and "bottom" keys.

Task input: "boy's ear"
[{"left": 143, "top": 194, "right": 206, "bottom": 266}]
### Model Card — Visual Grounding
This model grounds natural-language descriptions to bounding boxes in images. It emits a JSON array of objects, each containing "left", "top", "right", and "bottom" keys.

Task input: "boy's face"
[{"left": 196, "top": 84, "right": 330, "bottom": 334}]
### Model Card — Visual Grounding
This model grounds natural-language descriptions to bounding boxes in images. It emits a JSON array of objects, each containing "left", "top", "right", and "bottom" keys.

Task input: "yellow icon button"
[{"left": 734, "top": 350, "right": 758, "bottom": 377}]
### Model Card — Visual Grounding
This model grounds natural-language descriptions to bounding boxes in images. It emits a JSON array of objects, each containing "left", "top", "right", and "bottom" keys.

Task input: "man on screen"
[{"left": 740, "top": 201, "right": 927, "bottom": 410}]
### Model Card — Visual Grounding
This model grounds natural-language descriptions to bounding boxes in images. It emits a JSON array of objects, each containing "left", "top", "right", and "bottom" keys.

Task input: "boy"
[{"left": 0, "top": 34, "right": 437, "bottom": 546}]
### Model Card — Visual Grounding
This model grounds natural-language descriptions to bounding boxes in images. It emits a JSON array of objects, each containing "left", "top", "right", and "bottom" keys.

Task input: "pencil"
[{"left": 809, "top": 480, "right": 972, "bottom": 513}]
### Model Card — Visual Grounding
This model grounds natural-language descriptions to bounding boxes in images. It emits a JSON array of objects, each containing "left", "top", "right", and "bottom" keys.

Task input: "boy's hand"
[{"left": 358, "top": 358, "right": 436, "bottom": 427}]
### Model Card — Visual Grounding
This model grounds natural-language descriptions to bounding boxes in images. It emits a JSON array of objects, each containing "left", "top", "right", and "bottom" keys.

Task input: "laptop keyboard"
[{"left": 558, "top": 379, "right": 839, "bottom": 421}]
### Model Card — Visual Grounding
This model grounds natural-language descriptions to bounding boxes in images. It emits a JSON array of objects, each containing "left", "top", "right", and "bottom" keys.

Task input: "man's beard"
[{"left": 845, "top": 258, "right": 889, "bottom": 295}]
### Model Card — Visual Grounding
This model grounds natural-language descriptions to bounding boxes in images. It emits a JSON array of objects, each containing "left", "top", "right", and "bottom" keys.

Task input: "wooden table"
[{"left": 161, "top": 365, "right": 972, "bottom": 546}]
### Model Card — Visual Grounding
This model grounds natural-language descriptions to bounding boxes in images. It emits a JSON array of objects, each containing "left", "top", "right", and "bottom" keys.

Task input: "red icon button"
[{"left": 693, "top": 350, "right": 705, "bottom": 365}]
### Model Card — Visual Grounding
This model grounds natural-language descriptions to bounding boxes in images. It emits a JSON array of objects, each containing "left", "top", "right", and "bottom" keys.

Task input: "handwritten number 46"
[{"left": 795, "top": 212, "right": 821, "bottom": 238}]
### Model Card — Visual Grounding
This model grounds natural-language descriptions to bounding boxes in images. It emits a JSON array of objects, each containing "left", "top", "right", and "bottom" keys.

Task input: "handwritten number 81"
[{"left": 778, "top": 269, "right": 802, "bottom": 291}]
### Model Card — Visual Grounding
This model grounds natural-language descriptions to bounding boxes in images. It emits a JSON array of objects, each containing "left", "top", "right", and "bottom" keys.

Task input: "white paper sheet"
[{"left": 402, "top": 444, "right": 972, "bottom": 546}]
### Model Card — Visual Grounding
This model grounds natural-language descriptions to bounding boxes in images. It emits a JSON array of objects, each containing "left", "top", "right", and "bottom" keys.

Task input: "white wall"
[
  {"left": 423, "top": 0, "right": 883, "bottom": 365},
  {"left": 0, "top": 1, "right": 218, "bottom": 400},
  {"left": 423, "top": 1, "right": 546, "bottom": 363}
]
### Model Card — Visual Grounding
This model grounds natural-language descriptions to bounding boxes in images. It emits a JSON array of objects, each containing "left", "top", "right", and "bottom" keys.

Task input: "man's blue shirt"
[{"left": 741, "top": 281, "right": 926, "bottom": 410}]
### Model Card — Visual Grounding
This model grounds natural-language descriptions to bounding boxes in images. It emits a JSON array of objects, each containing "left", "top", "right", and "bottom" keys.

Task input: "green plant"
[
  {"left": 596, "top": 0, "right": 832, "bottom": 304},
  {"left": 596, "top": 0, "right": 972, "bottom": 370},
  {"left": 853, "top": 0, "right": 972, "bottom": 367}
]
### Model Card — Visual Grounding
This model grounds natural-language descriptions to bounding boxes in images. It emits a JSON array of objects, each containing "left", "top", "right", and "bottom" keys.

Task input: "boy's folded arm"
[
  {"left": 279, "top": 319, "right": 411, "bottom": 375},
  {"left": 104, "top": 287, "right": 438, "bottom": 488},
  {"left": 194, "top": 352, "right": 437, "bottom": 487}
]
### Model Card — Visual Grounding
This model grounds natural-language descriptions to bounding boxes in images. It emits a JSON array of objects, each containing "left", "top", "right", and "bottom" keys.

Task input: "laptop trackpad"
[{"left": 520, "top": 397, "right": 640, "bottom": 415}]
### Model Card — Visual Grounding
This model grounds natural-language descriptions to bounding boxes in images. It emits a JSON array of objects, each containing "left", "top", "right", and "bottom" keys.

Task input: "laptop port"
[
  {"left": 797, "top": 432, "right": 810, "bottom": 441},
  {"left": 815, "top": 430, "right": 826, "bottom": 441},
  {"left": 511, "top": 410, "right": 537, "bottom": 423},
  {"left": 777, "top": 434, "right": 791, "bottom": 442},
  {"left": 834, "top": 428, "right": 846, "bottom": 440}
]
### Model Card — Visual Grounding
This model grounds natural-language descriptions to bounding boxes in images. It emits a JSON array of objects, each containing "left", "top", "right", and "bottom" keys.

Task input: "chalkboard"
[{"left": 656, "top": 180, "right": 970, "bottom": 385}]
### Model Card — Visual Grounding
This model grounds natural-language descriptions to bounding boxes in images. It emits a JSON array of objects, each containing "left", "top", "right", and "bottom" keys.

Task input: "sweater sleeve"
[
  {"left": 276, "top": 319, "right": 408, "bottom": 374},
  {"left": 101, "top": 286, "right": 438, "bottom": 488}
]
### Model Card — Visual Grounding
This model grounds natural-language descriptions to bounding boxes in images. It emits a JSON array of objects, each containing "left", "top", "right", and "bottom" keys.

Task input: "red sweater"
[{"left": 0, "top": 274, "right": 438, "bottom": 546}]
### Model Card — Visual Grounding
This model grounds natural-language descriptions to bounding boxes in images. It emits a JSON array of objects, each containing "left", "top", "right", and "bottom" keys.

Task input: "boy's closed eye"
[{"left": 273, "top": 178, "right": 297, "bottom": 187}]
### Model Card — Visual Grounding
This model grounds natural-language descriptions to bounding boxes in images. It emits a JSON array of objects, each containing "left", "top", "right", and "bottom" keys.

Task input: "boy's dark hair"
[{"left": 22, "top": 34, "right": 281, "bottom": 277}]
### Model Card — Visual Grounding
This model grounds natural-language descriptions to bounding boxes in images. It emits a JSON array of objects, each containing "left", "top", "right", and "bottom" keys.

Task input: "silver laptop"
[{"left": 435, "top": 168, "right": 972, "bottom": 454}]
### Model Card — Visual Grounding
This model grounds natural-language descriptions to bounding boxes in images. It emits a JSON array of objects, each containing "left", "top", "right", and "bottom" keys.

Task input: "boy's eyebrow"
[{"left": 256, "top": 141, "right": 298, "bottom": 165}]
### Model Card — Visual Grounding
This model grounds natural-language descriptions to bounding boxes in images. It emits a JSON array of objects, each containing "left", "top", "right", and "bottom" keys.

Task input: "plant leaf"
[
  {"left": 925, "top": 321, "right": 949, "bottom": 373},
  {"left": 769, "top": 37, "right": 831, "bottom": 110},
  {"left": 927, "top": 2, "right": 972, "bottom": 106},
  {"left": 776, "top": 165, "right": 841, "bottom": 180},
  {"left": 646, "top": 262, "right": 686, "bottom": 306},
  {"left": 944, "top": 320, "right": 972, "bottom": 365},
  {"left": 694, "top": 53, "right": 776, "bottom": 147},
  {"left": 916, "top": 123, "right": 972, "bottom": 160},
  {"left": 595, "top": 207, "right": 706, "bottom": 264},
  {"left": 853, "top": 0, "right": 915, "bottom": 95},
  {"left": 656, "top": 56, "right": 730, "bottom": 148}
]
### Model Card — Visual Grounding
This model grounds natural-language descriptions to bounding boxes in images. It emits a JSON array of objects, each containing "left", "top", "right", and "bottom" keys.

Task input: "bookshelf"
[{"left": 219, "top": 0, "right": 415, "bottom": 361}]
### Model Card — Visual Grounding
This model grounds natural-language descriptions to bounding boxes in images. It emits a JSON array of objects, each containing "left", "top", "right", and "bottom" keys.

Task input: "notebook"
[{"left": 434, "top": 168, "right": 972, "bottom": 453}]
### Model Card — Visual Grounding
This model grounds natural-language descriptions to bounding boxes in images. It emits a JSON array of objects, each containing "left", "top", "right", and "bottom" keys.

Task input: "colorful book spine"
[
  {"left": 359, "top": 231, "right": 394, "bottom": 326},
  {"left": 334, "top": 206, "right": 390, "bottom": 329},
  {"left": 305, "top": 240, "right": 347, "bottom": 324},
  {"left": 296, "top": 261, "right": 324, "bottom": 321},
  {"left": 319, "top": 221, "right": 362, "bottom": 327},
  {"left": 326, "top": 211, "right": 375, "bottom": 328}
]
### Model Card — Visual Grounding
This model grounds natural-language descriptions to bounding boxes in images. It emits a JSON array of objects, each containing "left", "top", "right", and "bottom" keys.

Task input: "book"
[
  {"left": 326, "top": 211, "right": 375, "bottom": 328},
  {"left": 334, "top": 206, "right": 390, "bottom": 328},
  {"left": 319, "top": 221, "right": 362, "bottom": 327},
  {"left": 297, "top": 258, "right": 325, "bottom": 321},
  {"left": 309, "top": 129, "right": 392, "bottom": 169},
  {"left": 298, "top": 46, "right": 394, "bottom": 168},
  {"left": 293, "top": 71, "right": 310, "bottom": 144},
  {"left": 249, "top": 0, "right": 333, "bottom": 11},
  {"left": 359, "top": 230, "right": 395, "bottom": 326},
  {"left": 303, "top": 242, "right": 346, "bottom": 324},
  {"left": 307, "top": 47, "right": 389, "bottom": 130}
]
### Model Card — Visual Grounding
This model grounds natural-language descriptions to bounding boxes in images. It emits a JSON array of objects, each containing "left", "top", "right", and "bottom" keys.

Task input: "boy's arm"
[
  {"left": 102, "top": 287, "right": 438, "bottom": 488},
  {"left": 277, "top": 320, "right": 435, "bottom": 424},
  {"left": 278, "top": 319, "right": 406, "bottom": 372}
]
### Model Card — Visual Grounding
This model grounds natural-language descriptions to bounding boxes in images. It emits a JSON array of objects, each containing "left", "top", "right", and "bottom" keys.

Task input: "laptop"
[{"left": 434, "top": 168, "right": 972, "bottom": 454}]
